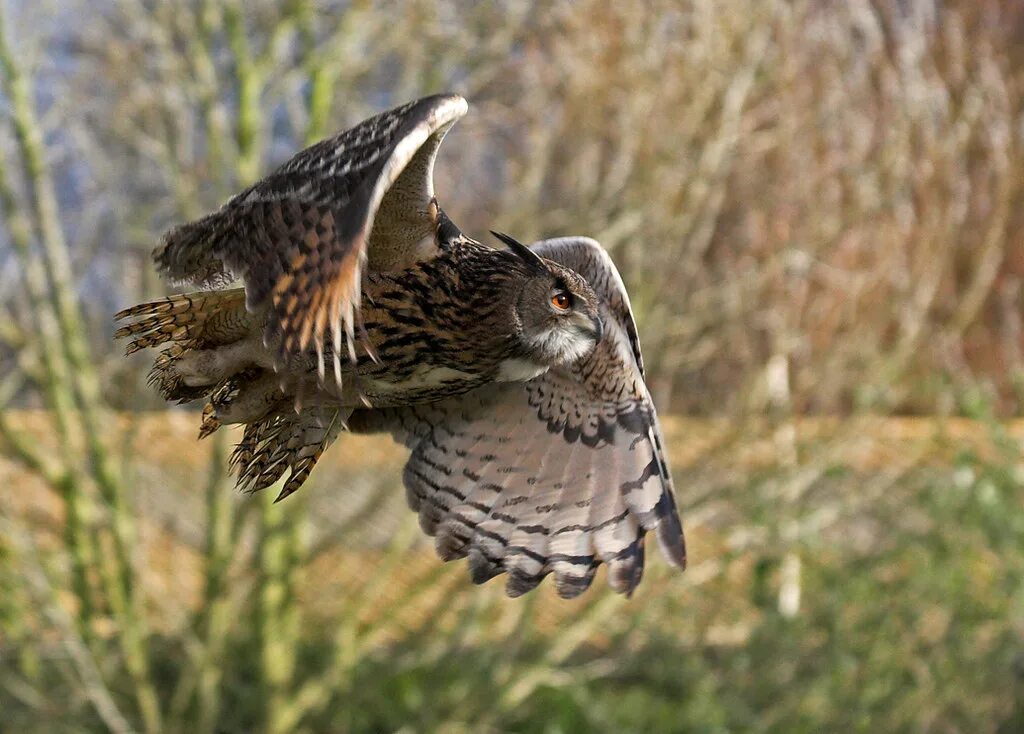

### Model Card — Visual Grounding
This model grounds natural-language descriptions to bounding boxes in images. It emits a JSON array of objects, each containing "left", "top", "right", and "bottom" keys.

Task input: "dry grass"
[
  {"left": 3, "top": 410, "right": 1023, "bottom": 731},
  {"left": 5, "top": 409, "right": 1021, "bottom": 631}
]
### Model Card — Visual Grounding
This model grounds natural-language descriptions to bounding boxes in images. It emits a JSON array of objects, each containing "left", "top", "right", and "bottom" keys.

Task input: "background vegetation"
[{"left": 0, "top": 0, "right": 1022, "bottom": 731}]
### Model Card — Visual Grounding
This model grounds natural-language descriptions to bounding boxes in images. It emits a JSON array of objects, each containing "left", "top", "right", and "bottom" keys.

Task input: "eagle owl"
[{"left": 116, "top": 94, "right": 685, "bottom": 598}]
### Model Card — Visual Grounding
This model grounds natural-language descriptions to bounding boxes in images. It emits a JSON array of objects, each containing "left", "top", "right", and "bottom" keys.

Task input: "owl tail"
[
  {"left": 231, "top": 407, "right": 349, "bottom": 502},
  {"left": 114, "top": 289, "right": 249, "bottom": 353},
  {"left": 114, "top": 288, "right": 258, "bottom": 402}
]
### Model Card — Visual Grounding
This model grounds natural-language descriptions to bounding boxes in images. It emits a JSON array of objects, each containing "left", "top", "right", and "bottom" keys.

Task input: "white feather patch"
[
  {"left": 526, "top": 327, "right": 597, "bottom": 367},
  {"left": 368, "top": 364, "right": 476, "bottom": 393},
  {"left": 496, "top": 358, "right": 548, "bottom": 382}
]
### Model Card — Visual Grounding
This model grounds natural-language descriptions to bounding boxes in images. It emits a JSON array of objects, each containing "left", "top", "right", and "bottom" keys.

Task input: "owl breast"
[
  {"left": 358, "top": 363, "right": 487, "bottom": 406},
  {"left": 496, "top": 358, "right": 547, "bottom": 382}
]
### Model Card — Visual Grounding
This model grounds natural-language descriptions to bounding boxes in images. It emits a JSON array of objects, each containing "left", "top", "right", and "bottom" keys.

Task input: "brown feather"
[{"left": 350, "top": 237, "right": 685, "bottom": 597}]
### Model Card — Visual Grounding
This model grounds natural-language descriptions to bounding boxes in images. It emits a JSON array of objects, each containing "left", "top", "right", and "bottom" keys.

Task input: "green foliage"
[{"left": 3, "top": 438, "right": 1023, "bottom": 732}]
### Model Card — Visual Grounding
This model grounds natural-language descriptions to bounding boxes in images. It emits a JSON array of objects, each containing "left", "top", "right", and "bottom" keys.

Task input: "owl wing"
[
  {"left": 349, "top": 237, "right": 685, "bottom": 598},
  {"left": 152, "top": 93, "right": 468, "bottom": 381}
]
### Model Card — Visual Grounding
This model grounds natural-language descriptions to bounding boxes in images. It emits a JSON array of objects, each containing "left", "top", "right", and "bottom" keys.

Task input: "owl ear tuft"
[{"left": 491, "top": 231, "right": 546, "bottom": 271}]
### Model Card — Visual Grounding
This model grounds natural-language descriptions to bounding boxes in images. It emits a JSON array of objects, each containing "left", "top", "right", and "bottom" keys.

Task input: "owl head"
[{"left": 492, "top": 232, "right": 604, "bottom": 367}]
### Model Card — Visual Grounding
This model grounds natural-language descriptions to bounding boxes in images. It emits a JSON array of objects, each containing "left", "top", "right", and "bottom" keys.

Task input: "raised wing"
[
  {"left": 153, "top": 93, "right": 468, "bottom": 381},
  {"left": 349, "top": 237, "right": 685, "bottom": 598}
]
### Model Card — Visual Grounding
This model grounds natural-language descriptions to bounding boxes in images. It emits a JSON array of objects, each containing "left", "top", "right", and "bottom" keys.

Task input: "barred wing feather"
[{"left": 350, "top": 237, "right": 685, "bottom": 598}]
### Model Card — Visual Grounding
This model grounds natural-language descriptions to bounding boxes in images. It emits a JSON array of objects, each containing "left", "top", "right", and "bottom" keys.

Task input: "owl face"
[
  {"left": 516, "top": 262, "right": 603, "bottom": 367},
  {"left": 488, "top": 231, "right": 603, "bottom": 369}
]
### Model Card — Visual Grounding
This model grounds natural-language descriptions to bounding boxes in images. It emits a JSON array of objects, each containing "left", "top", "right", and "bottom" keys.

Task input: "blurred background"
[{"left": 1, "top": 0, "right": 1023, "bottom": 731}]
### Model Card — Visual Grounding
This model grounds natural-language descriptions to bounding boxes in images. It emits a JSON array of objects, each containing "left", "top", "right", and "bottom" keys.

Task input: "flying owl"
[{"left": 116, "top": 94, "right": 685, "bottom": 597}]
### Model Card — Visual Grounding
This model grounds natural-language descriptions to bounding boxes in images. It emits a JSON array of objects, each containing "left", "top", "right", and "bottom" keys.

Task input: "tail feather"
[
  {"left": 115, "top": 288, "right": 260, "bottom": 403},
  {"left": 114, "top": 289, "right": 249, "bottom": 355},
  {"left": 117, "top": 282, "right": 339, "bottom": 501},
  {"left": 229, "top": 420, "right": 266, "bottom": 478},
  {"left": 233, "top": 409, "right": 347, "bottom": 501},
  {"left": 235, "top": 417, "right": 293, "bottom": 493},
  {"left": 275, "top": 410, "right": 347, "bottom": 503},
  {"left": 198, "top": 402, "right": 221, "bottom": 439}
]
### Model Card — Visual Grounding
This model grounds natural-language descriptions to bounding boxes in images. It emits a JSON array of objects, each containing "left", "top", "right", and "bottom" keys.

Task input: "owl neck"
[{"left": 423, "top": 242, "right": 545, "bottom": 364}]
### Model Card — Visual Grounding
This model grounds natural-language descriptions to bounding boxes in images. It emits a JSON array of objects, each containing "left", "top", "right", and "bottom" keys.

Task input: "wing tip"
[
  {"left": 427, "top": 92, "right": 468, "bottom": 119},
  {"left": 467, "top": 547, "right": 502, "bottom": 585},
  {"left": 553, "top": 565, "right": 599, "bottom": 599},
  {"left": 657, "top": 522, "right": 688, "bottom": 572},
  {"left": 405, "top": 93, "right": 468, "bottom": 138},
  {"left": 505, "top": 570, "right": 545, "bottom": 598}
]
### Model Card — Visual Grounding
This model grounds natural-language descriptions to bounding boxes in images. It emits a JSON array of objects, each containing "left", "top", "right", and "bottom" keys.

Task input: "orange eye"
[{"left": 551, "top": 292, "right": 571, "bottom": 310}]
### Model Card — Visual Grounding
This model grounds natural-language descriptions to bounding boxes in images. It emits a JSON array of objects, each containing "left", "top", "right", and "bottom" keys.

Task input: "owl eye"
[{"left": 551, "top": 290, "right": 571, "bottom": 311}]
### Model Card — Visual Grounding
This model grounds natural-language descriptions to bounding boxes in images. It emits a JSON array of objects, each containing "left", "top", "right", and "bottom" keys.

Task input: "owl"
[{"left": 116, "top": 94, "right": 685, "bottom": 597}]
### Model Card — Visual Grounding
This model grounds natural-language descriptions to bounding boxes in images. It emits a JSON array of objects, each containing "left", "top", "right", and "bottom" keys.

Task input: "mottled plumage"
[
  {"left": 116, "top": 94, "right": 684, "bottom": 597},
  {"left": 348, "top": 237, "right": 683, "bottom": 597}
]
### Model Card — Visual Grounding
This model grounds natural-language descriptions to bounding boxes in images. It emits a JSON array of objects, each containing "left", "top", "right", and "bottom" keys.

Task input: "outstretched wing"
[
  {"left": 350, "top": 237, "right": 685, "bottom": 598},
  {"left": 153, "top": 93, "right": 468, "bottom": 380}
]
